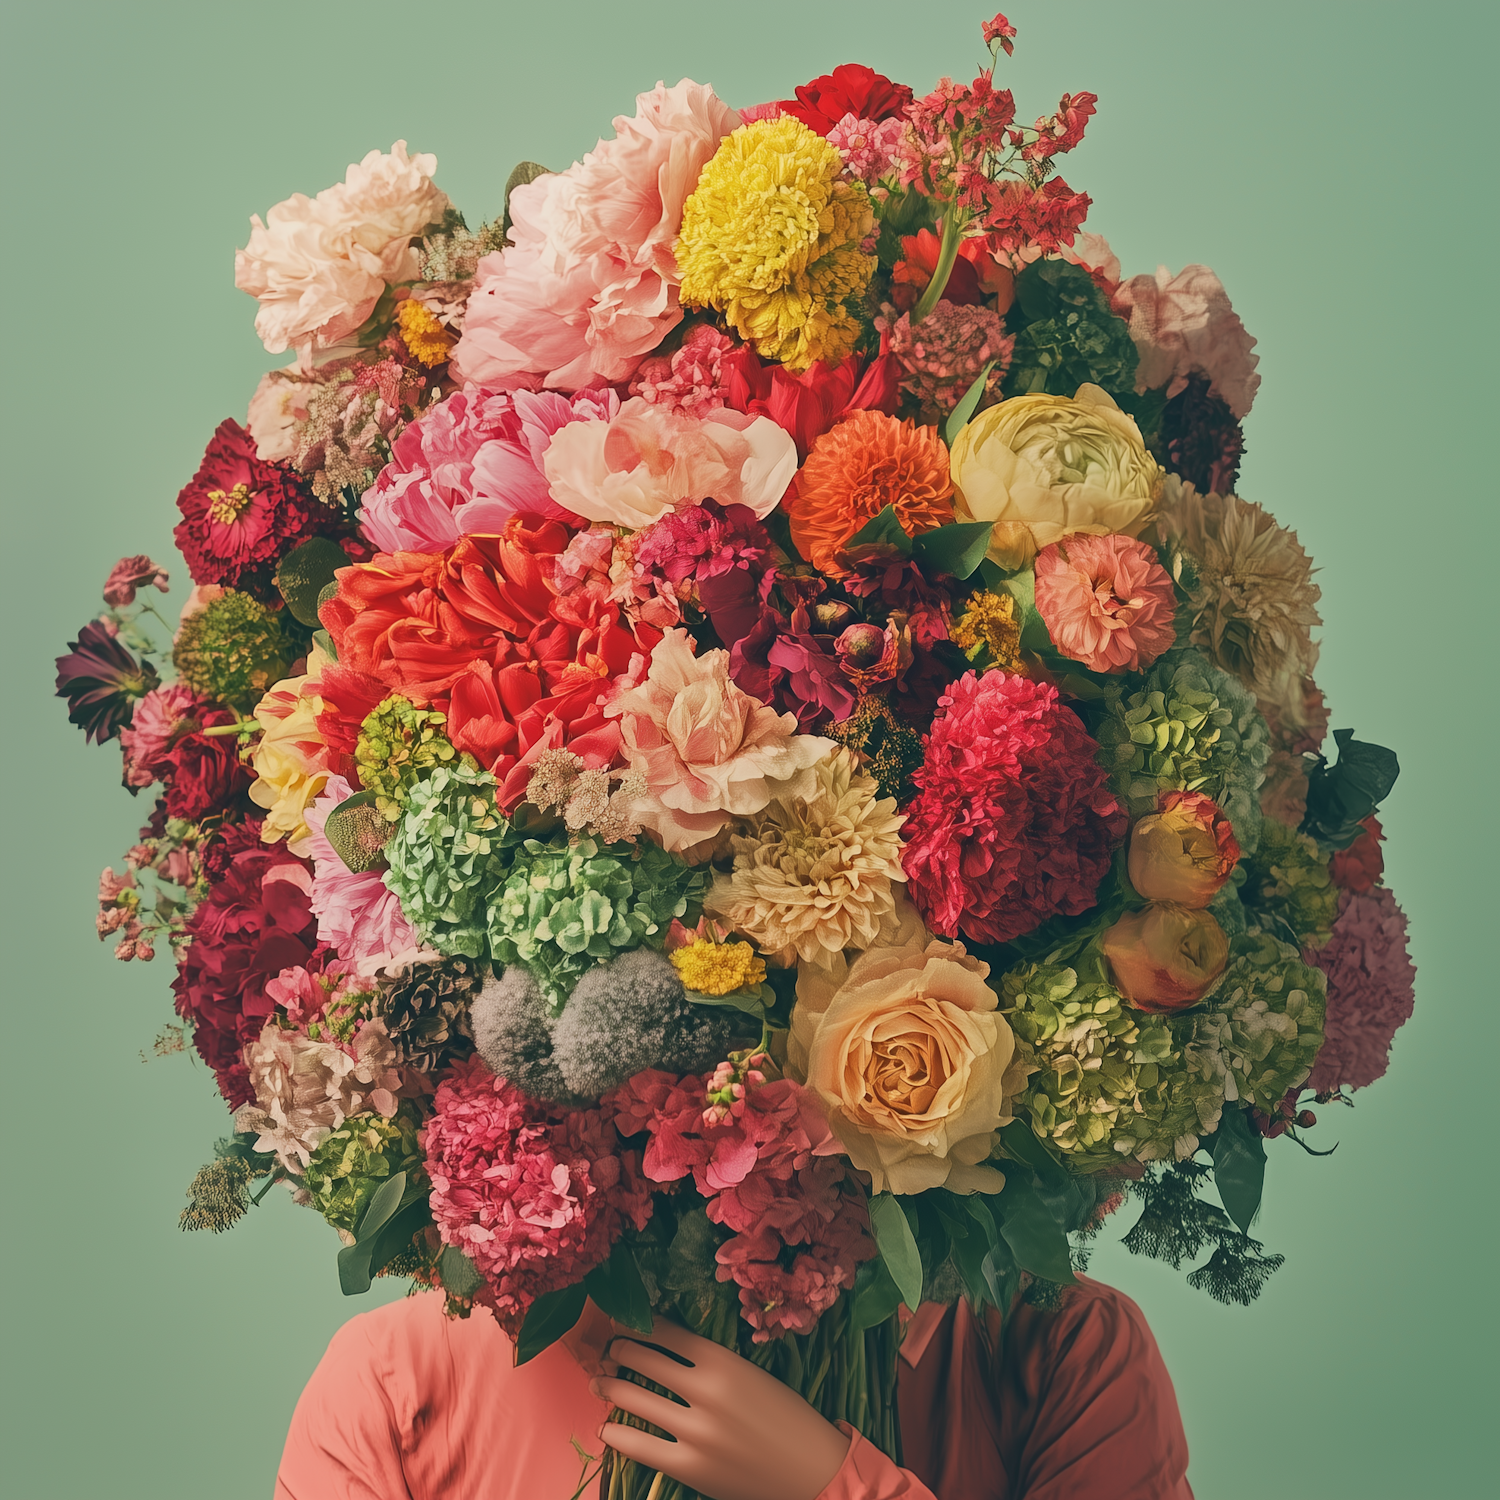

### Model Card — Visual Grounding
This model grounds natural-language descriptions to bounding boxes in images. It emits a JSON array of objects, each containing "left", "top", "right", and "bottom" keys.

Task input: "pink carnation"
[
  {"left": 1114, "top": 263, "right": 1261, "bottom": 419},
  {"left": 302, "top": 775, "right": 420, "bottom": 969},
  {"left": 903, "top": 671, "right": 1128, "bottom": 945},
  {"left": 119, "top": 682, "right": 203, "bottom": 789},
  {"left": 359, "top": 386, "right": 617, "bottom": 553},
  {"left": 451, "top": 81, "right": 740, "bottom": 392},
  {"left": 629, "top": 324, "right": 737, "bottom": 417},
  {"left": 103, "top": 555, "right": 170, "bottom": 607},
  {"left": 1033, "top": 533, "right": 1177, "bottom": 673},
  {"left": 1306, "top": 887, "right": 1416, "bottom": 1093},
  {"left": 424, "top": 1057, "right": 653, "bottom": 1336}
]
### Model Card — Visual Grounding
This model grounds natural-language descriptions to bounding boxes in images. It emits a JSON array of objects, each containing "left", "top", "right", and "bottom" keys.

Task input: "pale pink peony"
[
  {"left": 543, "top": 396, "right": 796, "bottom": 530},
  {"left": 301, "top": 775, "right": 420, "bottom": 968},
  {"left": 235, "top": 142, "right": 452, "bottom": 359},
  {"left": 450, "top": 81, "right": 740, "bottom": 391},
  {"left": 1033, "top": 532, "right": 1178, "bottom": 673},
  {"left": 607, "top": 628, "right": 831, "bottom": 852},
  {"left": 246, "top": 364, "right": 315, "bottom": 462},
  {"left": 359, "top": 386, "right": 617, "bottom": 553},
  {"left": 1114, "top": 263, "right": 1261, "bottom": 419}
]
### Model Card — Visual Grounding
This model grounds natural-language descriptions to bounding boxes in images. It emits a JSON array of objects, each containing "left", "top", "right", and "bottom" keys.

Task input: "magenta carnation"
[
  {"left": 423, "top": 1057, "right": 653, "bottom": 1335},
  {"left": 1306, "top": 887, "right": 1416, "bottom": 1093},
  {"left": 903, "top": 671, "right": 1128, "bottom": 944},
  {"left": 359, "top": 386, "right": 617, "bottom": 553},
  {"left": 119, "top": 683, "right": 202, "bottom": 789}
]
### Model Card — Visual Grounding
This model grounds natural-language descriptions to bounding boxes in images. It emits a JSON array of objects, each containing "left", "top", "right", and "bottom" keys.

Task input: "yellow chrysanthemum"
[
  {"left": 950, "top": 589, "right": 1024, "bottom": 672},
  {"left": 676, "top": 117, "right": 874, "bottom": 371},
  {"left": 396, "top": 297, "right": 455, "bottom": 367},
  {"left": 670, "top": 938, "right": 767, "bottom": 997}
]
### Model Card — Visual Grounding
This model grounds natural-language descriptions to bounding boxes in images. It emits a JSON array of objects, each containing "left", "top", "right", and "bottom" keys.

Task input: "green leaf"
[
  {"left": 680, "top": 982, "right": 772, "bottom": 1020},
  {"left": 503, "top": 161, "right": 551, "bottom": 236},
  {"left": 438, "top": 1245, "right": 486, "bottom": 1299},
  {"left": 583, "top": 1239, "right": 653, "bottom": 1334},
  {"left": 993, "top": 1174, "right": 1077, "bottom": 1286},
  {"left": 336, "top": 1170, "right": 408, "bottom": 1295},
  {"left": 850, "top": 1256, "right": 904, "bottom": 1331},
  {"left": 275, "top": 537, "right": 354, "bottom": 627},
  {"left": 912, "top": 519, "right": 995, "bottom": 581},
  {"left": 846, "top": 504, "right": 912, "bottom": 556},
  {"left": 868, "top": 1192, "right": 923, "bottom": 1311},
  {"left": 516, "top": 1282, "right": 588, "bottom": 1365},
  {"left": 1209, "top": 1105, "right": 1268, "bottom": 1235},
  {"left": 943, "top": 361, "right": 997, "bottom": 447}
]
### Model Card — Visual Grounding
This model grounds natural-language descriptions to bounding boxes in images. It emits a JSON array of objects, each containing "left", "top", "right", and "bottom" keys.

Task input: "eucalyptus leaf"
[
  {"left": 1209, "top": 1105, "right": 1268, "bottom": 1235},
  {"left": 944, "top": 360, "right": 997, "bottom": 446},
  {"left": 868, "top": 1192, "right": 923, "bottom": 1311},
  {"left": 583, "top": 1240, "right": 653, "bottom": 1334},
  {"left": 516, "top": 1282, "right": 588, "bottom": 1365},
  {"left": 846, "top": 505, "right": 912, "bottom": 556},
  {"left": 912, "top": 519, "right": 995, "bottom": 581}
]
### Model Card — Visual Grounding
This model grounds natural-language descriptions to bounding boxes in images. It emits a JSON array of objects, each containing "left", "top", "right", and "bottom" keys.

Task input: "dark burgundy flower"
[
  {"left": 173, "top": 418, "right": 358, "bottom": 600},
  {"left": 1159, "top": 375, "right": 1245, "bottom": 497},
  {"left": 55, "top": 620, "right": 160, "bottom": 744},
  {"left": 778, "top": 64, "right": 915, "bottom": 136},
  {"left": 200, "top": 817, "right": 270, "bottom": 885},
  {"left": 159, "top": 713, "right": 256, "bottom": 822}
]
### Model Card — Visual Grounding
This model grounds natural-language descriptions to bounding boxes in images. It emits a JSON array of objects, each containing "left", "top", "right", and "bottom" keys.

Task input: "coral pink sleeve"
[{"left": 815, "top": 1428, "right": 939, "bottom": 1500}]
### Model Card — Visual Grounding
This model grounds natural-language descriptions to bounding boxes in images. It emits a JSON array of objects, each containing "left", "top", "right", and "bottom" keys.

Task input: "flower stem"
[
  {"left": 911, "top": 208, "right": 964, "bottom": 325},
  {"left": 199, "top": 719, "right": 260, "bottom": 738}
]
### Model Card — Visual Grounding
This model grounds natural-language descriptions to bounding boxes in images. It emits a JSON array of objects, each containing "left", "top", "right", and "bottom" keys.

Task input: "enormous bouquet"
[{"left": 58, "top": 14, "right": 1415, "bottom": 1496}]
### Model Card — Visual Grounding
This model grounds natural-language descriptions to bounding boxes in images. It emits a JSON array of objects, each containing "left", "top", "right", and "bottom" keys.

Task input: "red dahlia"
[
  {"left": 902, "top": 671, "right": 1127, "bottom": 945},
  {"left": 778, "top": 64, "right": 914, "bottom": 135}
]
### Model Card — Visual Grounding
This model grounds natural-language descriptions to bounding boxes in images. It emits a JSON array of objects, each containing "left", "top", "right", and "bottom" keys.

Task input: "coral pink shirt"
[{"left": 274, "top": 1277, "right": 1193, "bottom": 1500}]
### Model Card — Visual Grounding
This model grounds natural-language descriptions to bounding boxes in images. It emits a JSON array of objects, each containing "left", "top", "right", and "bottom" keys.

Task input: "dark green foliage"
[
  {"left": 1302, "top": 727, "right": 1401, "bottom": 849},
  {"left": 1002, "top": 260, "right": 1139, "bottom": 400}
]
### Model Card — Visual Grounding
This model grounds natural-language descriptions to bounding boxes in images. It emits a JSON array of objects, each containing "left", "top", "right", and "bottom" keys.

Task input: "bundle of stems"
[{"left": 599, "top": 1294, "right": 902, "bottom": 1500}]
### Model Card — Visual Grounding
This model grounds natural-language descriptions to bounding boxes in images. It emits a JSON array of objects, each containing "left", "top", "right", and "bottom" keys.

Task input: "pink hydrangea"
[
  {"left": 359, "top": 386, "right": 618, "bottom": 553},
  {"left": 301, "top": 775, "right": 421, "bottom": 969},
  {"left": 629, "top": 324, "right": 737, "bottom": 416},
  {"left": 878, "top": 301, "right": 1014, "bottom": 417},
  {"left": 1114, "top": 263, "right": 1261, "bottom": 419},
  {"left": 1306, "top": 887, "right": 1416, "bottom": 1093},
  {"left": 610, "top": 1070, "right": 875, "bottom": 1340},
  {"left": 1033, "top": 532, "right": 1178, "bottom": 673},
  {"left": 424, "top": 1057, "right": 653, "bottom": 1336},
  {"left": 451, "top": 81, "right": 740, "bottom": 391},
  {"left": 825, "top": 113, "right": 906, "bottom": 185}
]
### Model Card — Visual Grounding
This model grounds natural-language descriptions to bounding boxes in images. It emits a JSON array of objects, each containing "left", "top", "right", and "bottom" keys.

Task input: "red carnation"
[
  {"left": 903, "top": 671, "right": 1127, "bottom": 945},
  {"left": 172, "top": 840, "right": 321, "bottom": 1106},
  {"left": 778, "top": 63, "right": 914, "bottom": 136},
  {"left": 173, "top": 418, "right": 361, "bottom": 600},
  {"left": 158, "top": 706, "right": 256, "bottom": 822}
]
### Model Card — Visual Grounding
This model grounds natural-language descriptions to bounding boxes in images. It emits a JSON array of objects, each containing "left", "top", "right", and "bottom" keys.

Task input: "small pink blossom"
[
  {"left": 119, "top": 683, "right": 203, "bottom": 789},
  {"left": 628, "top": 324, "right": 737, "bottom": 416},
  {"left": 825, "top": 114, "right": 906, "bottom": 185},
  {"left": 103, "top": 555, "right": 170, "bottom": 607}
]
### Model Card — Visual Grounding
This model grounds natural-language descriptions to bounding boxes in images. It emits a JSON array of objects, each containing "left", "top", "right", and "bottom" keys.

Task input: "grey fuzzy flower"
[{"left": 470, "top": 967, "right": 574, "bottom": 1104}]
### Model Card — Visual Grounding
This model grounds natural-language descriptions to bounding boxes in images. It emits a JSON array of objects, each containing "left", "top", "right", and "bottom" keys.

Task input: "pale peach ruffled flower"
[
  {"left": 235, "top": 1017, "right": 411, "bottom": 1171},
  {"left": 451, "top": 81, "right": 740, "bottom": 392},
  {"left": 542, "top": 396, "right": 797, "bottom": 530},
  {"left": 1113, "top": 263, "right": 1260, "bottom": 419},
  {"left": 248, "top": 645, "right": 334, "bottom": 845},
  {"left": 246, "top": 364, "right": 315, "bottom": 462},
  {"left": 607, "top": 629, "right": 831, "bottom": 853},
  {"left": 235, "top": 142, "right": 452, "bottom": 360},
  {"left": 1032, "top": 532, "right": 1177, "bottom": 674}
]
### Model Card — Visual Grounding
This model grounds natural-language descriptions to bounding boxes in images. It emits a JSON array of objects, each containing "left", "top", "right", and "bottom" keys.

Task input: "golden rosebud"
[
  {"left": 1127, "top": 790, "right": 1241, "bottom": 908},
  {"left": 949, "top": 383, "right": 1163, "bottom": 569},
  {"left": 1102, "top": 903, "right": 1229, "bottom": 1012}
]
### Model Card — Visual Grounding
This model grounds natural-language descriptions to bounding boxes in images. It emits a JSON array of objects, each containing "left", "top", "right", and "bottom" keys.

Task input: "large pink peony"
[
  {"left": 608, "top": 628, "right": 831, "bottom": 852},
  {"left": 542, "top": 396, "right": 797, "bottom": 529},
  {"left": 451, "top": 81, "right": 740, "bottom": 391},
  {"left": 1114, "top": 263, "right": 1261, "bottom": 419},
  {"left": 359, "top": 386, "right": 617, "bottom": 553},
  {"left": 235, "top": 142, "right": 451, "bottom": 359}
]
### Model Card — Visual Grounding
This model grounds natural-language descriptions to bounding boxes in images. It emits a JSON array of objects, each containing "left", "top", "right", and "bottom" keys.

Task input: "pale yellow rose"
[
  {"left": 249, "top": 645, "right": 332, "bottom": 845},
  {"left": 788, "top": 916, "right": 1020, "bottom": 1195},
  {"left": 949, "top": 383, "right": 1163, "bottom": 569}
]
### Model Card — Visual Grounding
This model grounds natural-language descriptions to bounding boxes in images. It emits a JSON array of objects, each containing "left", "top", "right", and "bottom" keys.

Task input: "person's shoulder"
[{"left": 322, "top": 1292, "right": 505, "bottom": 1374}]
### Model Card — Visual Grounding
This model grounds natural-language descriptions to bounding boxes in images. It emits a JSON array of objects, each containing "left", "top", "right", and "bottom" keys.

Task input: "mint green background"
[{"left": 3, "top": 2, "right": 1494, "bottom": 1496}]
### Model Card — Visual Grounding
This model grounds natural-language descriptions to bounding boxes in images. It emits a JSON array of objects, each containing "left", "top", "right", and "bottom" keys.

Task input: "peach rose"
[
  {"left": 1101, "top": 903, "right": 1229, "bottom": 1012},
  {"left": 1127, "top": 790, "right": 1241, "bottom": 907},
  {"left": 789, "top": 920, "right": 1019, "bottom": 1194}
]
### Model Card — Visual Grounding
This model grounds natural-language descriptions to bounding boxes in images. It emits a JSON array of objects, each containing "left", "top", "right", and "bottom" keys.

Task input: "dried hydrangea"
[
  {"left": 355, "top": 696, "right": 464, "bottom": 821},
  {"left": 1240, "top": 817, "right": 1339, "bottom": 949},
  {"left": 525, "top": 749, "right": 646, "bottom": 844}
]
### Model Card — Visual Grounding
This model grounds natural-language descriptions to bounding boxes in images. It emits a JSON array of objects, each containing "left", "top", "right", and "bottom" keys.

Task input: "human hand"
[{"left": 590, "top": 1318, "right": 852, "bottom": 1500}]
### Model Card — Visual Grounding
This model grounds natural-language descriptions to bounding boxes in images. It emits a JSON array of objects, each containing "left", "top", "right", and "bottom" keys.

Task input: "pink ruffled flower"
[
  {"left": 359, "top": 386, "right": 617, "bottom": 553},
  {"left": 424, "top": 1057, "right": 653, "bottom": 1336},
  {"left": 878, "top": 301, "right": 1014, "bottom": 418},
  {"left": 1033, "top": 532, "right": 1178, "bottom": 673},
  {"left": 451, "top": 82, "right": 740, "bottom": 392},
  {"left": 607, "top": 628, "right": 830, "bottom": 853},
  {"left": 301, "top": 775, "right": 420, "bottom": 969},
  {"left": 629, "top": 324, "right": 737, "bottom": 416},
  {"left": 103, "top": 555, "right": 170, "bottom": 607},
  {"left": 1059, "top": 231, "right": 1122, "bottom": 299},
  {"left": 1114, "top": 263, "right": 1261, "bottom": 419},
  {"left": 825, "top": 113, "right": 906, "bottom": 185},
  {"left": 1306, "top": 887, "right": 1416, "bottom": 1093},
  {"left": 119, "top": 683, "right": 205, "bottom": 789},
  {"left": 542, "top": 396, "right": 797, "bottom": 530}
]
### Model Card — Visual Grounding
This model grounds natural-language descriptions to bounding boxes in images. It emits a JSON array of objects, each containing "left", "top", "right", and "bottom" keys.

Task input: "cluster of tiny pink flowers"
[
  {"left": 97, "top": 866, "right": 153, "bottom": 960},
  {"left": 826, "top": 113, "right": 906, "bottom": 185},
  {"left": 702, "top": 1050, "right": 770, "bottom": 1126},
  {"left": 879, "top": 301, "right": 1015, "bottom": 416},
  {"left": 628, "top": 324, "right": 736, "bottom": 417}
]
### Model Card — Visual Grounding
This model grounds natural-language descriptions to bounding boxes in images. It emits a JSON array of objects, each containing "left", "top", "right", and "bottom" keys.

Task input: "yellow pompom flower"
[
  {"left": 676, "top": 117, "right": 874, "bottom": 371},
  {"left": 670, "top": 938, "right": 767, "bottom": 997},
  {"left": 396, "top": 297, "right": 455, "bottom": 367}
]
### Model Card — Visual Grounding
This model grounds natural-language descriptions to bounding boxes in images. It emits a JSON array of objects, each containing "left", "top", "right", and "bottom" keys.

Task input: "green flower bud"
[{"left": 172, "top": 590, "right": 293, "bottom": 708}]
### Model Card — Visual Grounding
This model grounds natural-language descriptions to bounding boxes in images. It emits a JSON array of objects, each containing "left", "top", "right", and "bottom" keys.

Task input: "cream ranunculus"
[
  {"left": 788, "top": 917, "right": 1021, "bottom": 1195},
  {"left": 949, "top": 383, "right": 1163, "bottom": 569},
  {"left": 249, "top": 645, "right": 333, "bottom": 845}
]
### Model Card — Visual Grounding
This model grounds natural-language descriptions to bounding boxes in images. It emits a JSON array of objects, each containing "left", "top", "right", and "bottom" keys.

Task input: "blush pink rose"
[
  {"left": 542, "top": 396, "right": 797, "bottom": 530},
  {"left": 451, "top": 81, "right": 740, "bottom": 392},
  {"left": 1101, "top": 903, "right": 1229, "bottom": 1012},
  {"left": 1033, "top": 532, "right": 1177, "bottom": 673},
  {"left": 1114, "top": 263, "right": 1261, "bottom": 419},
  {"left": 1127, "top": 790, "right": 1241, "bottom": 907},
  {"left": 359, "top": 386, "right": 618, "bottom": 553}
]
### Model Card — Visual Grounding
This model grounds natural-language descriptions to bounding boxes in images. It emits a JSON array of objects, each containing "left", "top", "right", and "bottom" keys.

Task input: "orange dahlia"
[{"left": 786, "top": 409, "right": 954, "bottom": 574}]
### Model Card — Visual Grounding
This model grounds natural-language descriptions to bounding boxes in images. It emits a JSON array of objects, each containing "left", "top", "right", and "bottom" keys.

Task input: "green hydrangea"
[
  {"left": 172, "top": 590, "right": 293, "bottom": 707},
  {"left": 355, "top": 696, "right": 465, "bottom": 822},
  {"left": 999, "top": 952, "right": 1213, "bottom": 1170},
  {"left": 1095, "top": 647, "right": 1270, "bottom": 852},
  {"left": 1239, "top": 817, "right": 1338, "bottom": 948},
  {"left": 1172, "top": 930, "right": 1326, "bottom": 1111},
  {"left": 384, "top": 762, "right": 509, "bottom": 959},
  {"left": 488, "top": 835, "right": 707, "bottom": 1013},
  {"left": 302, "top": 1109, "right": 425, "bottom": 1236}
]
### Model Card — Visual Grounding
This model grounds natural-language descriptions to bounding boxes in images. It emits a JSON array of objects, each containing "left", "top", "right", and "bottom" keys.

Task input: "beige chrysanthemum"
[
  {"left": 1154, "top": 478, "right": 1322, "bottom": 730},
  {"left": 706, "top": 748, "right": 905, "bottom": 964}
]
